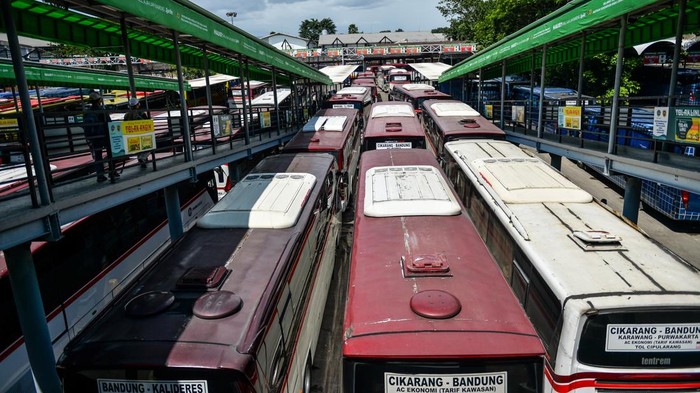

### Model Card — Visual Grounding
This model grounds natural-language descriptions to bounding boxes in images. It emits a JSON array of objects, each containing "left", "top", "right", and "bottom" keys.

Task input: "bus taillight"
[
  {"left": 681, "top": 190, "right": 690, "bottom": 209},
  {"left": 224, "top": 177, "right": 233, "bottom": 193}
]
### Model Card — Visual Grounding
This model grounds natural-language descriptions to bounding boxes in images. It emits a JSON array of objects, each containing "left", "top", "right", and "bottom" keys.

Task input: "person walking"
[
  {"left": 124, "top": 98, "right": 151, "bottom": 168},
  {"left": 83, "top": 92, "right": 117, "bottom": 182}
]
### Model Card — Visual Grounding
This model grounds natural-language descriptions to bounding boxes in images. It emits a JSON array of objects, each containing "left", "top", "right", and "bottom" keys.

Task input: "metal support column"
[
  {"left": 238, "top": 55, "right": 250, "bottom": 145},
  {"left": 622, "top": 176, "right": 642, "bottom": 224},
  {"left": 5, "top": 243, "right": 61, "bottom": 393},
  {"left": 607, "top": 16, "right": 627, "bottom": 155},
  {"left": 120, "top": 15, "right": 137, "bottom": 99},
  {"left": 1, "top": 0, "right": 51, "bottom": 207},
  {"left": 202, "top": 45, "right": 216, "bottom": 154},
  {"left": 272, "top": 68, "right": 281, "bottom": 136},
  {"left": 172, "top": 31, "right": 194, "bottom": 164},
  {"left": 164, "top": 184, "right": 184, "bottom": 240},
  {"left": 668, "top": 0, "right": 686, "bottom": 105},
  {"left": 500, "top": 60, "right": 506, "bottom": 129},
  {"left": 537, "top": 45, "right": 547, "bottom": 139}
]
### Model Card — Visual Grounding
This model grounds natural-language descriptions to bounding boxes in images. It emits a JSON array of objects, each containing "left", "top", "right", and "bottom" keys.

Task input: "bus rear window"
[{"left": 578, "top": 309, "right": 700, "bottom": 368}]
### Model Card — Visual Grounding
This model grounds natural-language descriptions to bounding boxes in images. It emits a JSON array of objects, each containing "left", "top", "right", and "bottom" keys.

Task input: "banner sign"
[
  {"left": 558, "top": 106, "right": 582, "bottom": 130},
  {"left": 109, "top": 119, "right": 156, "bottom": 157},
  {"left": 653, "top": 106, "right": 700, "bottom": 144}
]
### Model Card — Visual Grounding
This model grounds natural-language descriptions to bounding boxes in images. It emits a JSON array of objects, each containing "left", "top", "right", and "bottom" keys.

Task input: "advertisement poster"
[
  {"left": 511, "top": 105, "right": 525, "bottom": 124},
  {"left": 109, "top": 119, "right": 155, "bottom": 157},
  {"left": 653, "top": 107, "right": 669, "bottom": 139},
  {"left": 260, "top": 111, "right": 272, "bottom": 128},
  {"left": 485, "top": 105, "right": 493, "bottom": 119},
  {"left": 671, "top": 107, "right": 700, "bottom": 143},
  {"left": 212, "top": 114, "right": 233, "bottom": 137},
  {"left": 557, "top": 106, "right": 582, "bottom": 130}
]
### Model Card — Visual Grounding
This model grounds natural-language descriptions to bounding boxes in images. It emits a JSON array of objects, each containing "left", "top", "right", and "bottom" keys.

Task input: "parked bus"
[
  {"left": 362, "top": 101, "right": 425, "bottom": 151},
  {"left": 351, "top": 78, "right": 378, "bottom": 103},
  {"left": 322, "top": 86, "right": 372, "bottom": 126},
  {"left": 1, "top": 177, "right": 216, "bottom": 392},
  {"left": 57, "top": 152, "right": 340, "bottom": 393},
  {"left": 386, "top": 68, "right": 412, "bottom": 92},
  {"left": 228, "top": 80, "right": 268, "bottom": 110},
  {"left": 282, "top": 108, "right": 362, "bottom": 211},
  {"left": 343, "top": 148, "right": 545, "bottom": 393},
  {"left": 422, "top": 99, "right": 505, "bottom": 158},
  {"left": 443, "top": 139, "right": 700, "bottom": 393},
  {"left": 389, "top": 83, "right": 451, "bottom": 114}
]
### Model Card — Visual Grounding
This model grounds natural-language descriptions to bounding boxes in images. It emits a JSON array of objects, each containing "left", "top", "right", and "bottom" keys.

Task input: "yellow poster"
[
  {"left": 558, "top": 106, "right": 582, "bottom": 131},
  {"left": 108, "top": 119, "right": 156, "bottom": 157},
  {"left": 485, "top": 105, "right": 493, "bottom": 119},
  {"left": 260, "top": 112, "right": 272, "bottom": 128}
]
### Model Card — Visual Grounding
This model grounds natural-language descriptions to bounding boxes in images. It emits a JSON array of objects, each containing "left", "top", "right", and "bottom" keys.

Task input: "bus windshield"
[{"left": 578, "top": 308, "right": 700, "bottom": 368}]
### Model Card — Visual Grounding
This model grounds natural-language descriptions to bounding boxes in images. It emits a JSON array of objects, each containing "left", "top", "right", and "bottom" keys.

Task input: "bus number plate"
[
  {"left": 376, "top": 142, "right": 412, "bottom": 149},
  {"left": 333, "top": 104, "right": 355, "bottom": 109},
  {"left": 385, "top": 372, "right": 507, "bottom": 393},
  {"left": 97, "top": 379, "right": 208, "bottom": 393}
]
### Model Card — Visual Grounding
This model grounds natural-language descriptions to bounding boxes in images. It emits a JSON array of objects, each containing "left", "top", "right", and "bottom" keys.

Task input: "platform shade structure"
[
  {"left": 319, "top": 65, "right": 360, "bottom": 84},
  {"left": 0, "top": 59, "right": 188, "bottom": 92},
  {"left": 0, "top": 0, "right": 333, "bottom": 85},
  {"left": 410, "top": 62, "right": 452, "bottom": 82},
  {"left": 439, "top": 0, "right": 700, "bottom": 81}
]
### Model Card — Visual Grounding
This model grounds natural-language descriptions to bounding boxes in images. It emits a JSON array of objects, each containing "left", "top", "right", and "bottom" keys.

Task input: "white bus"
[{"left": 443, "top": 139, "right": 700, "bottom": 393}]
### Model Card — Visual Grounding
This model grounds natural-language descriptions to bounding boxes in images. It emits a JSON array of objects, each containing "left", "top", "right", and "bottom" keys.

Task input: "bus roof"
[
  {"left": 198, "top": 172, "right": 316, "bottom": 229},
  {"left": 250, "top": 88, "right": 292, "bottom": 106},
  {"left": 364, "top": 165, "right": 461, "bottom": 217},
  {"left": 302, "top": 115, "right": 348, "bottom": 132},
  {"left": 423, "top": 99, "right": 506, "bottom": 139},
  {"left": 337, "top": 86, "right": 368, "bottom": 96},
  {"left": 444, "top": 139, "right": 700, "bottom": 303},
  {"left": 429, "top": 101, "right": 479, "bottom": 117},
  {"left": 284, "top": 108, "right": 359, "bottom": 154},
  {"left": 346, "top": 148, "right": 544, "bottom": 358},
  {"left": 400, "top": 83, "right": 435, "bottom": 91},
  {"left": 370, "top": 102, "right": 414, "bottom": 118}
]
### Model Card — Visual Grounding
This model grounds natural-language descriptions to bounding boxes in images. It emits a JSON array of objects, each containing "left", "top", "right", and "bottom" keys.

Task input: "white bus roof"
[
  {"left": 370, "top": 103, "right": 415, "bottom": 118},
  {"left": 400, "top": 83, "right": 435, "bottom": 91},
  {"left": 198, "top": 173, "right": 316, "bottom": 229},
  {"left": 336, "top": 86, "right": 367, "bottom": 96},
  {"left": 446, "top": 140, "right": 591, "bottom": 203},
  {"left": 302, "top": 115, "right": 348, "bottom": 132},
  {"left": 444, "top": 139, "right": 700, "bottom": 300},
  {"left": 364, "top": 166, "right": 461, "bottom": 217},
  {"left": 430, "top": 102, "right": 480, "bottom": 117},
  {"left": 250, "top": 89, "right": 292, "bottom": 106}
]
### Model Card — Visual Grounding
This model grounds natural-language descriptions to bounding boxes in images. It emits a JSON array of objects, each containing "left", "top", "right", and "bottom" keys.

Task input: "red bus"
[
  {"left": 386, "top": 68, "right": 412, "bottom": 92},
  {"left": 283, "top": 108, "right": 362, "bottom": 211},
  {"left": 363, "top": 101, "right": 426, "bottom": 151},
  {"left": 343, "top": 148, "right": 545, "bottom": 393},
  {"left": 390, "top": 83, "right": 452, "bottom": 114},
  {"left": 57, "top": 152, "right": 340, "bottom": 393},
  {"left": 351, "top": 78, "right": 378, "bottom": 103},
  {"left": 422, "top": 99, "right": 506, "bottom": 158},
  {"left": 322, "top": 86, "right": 373, "bottom": 126},
  {"left": 1, "top": 177, "right": 216, "bottom": 392}
]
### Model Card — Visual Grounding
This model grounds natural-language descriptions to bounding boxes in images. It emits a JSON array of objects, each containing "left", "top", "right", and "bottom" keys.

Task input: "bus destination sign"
[{"left": 384, "top": 372, "right": 507, "bottom": 393}]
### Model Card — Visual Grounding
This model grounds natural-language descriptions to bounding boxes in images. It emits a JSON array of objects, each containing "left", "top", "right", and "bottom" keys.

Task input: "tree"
[
  {"left": 348, "top": 24, "right": 359, "bottom": 34},
  {"left": 395, "top": 28, "right": 404, "bottom": 32},
  {"left": 436, "top": 0, "right": 565, "bottom": 46},
  {"left": 299, "top": 17, "right": 337, "bottom": 44}
]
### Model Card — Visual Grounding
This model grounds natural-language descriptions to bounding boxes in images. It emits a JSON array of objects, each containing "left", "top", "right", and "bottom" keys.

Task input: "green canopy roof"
[
  {"left": 439, "top": 0, "right": 700, "bottom": 82},
  {"left": 1, "top": 0, "right": 331, "bottom": 85},
  {"left": 0, "top": 59, "right": 189, "bottom": 91}
]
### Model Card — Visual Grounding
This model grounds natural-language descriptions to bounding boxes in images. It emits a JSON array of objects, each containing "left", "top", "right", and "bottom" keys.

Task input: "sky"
[{"left": 190, "top": 0, "right": 449, "bottom": 39}]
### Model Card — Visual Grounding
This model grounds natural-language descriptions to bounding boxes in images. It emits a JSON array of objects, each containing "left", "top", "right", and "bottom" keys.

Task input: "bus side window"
[{"left": 525, "top": 270, "right": 562, "bottom": 355}]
